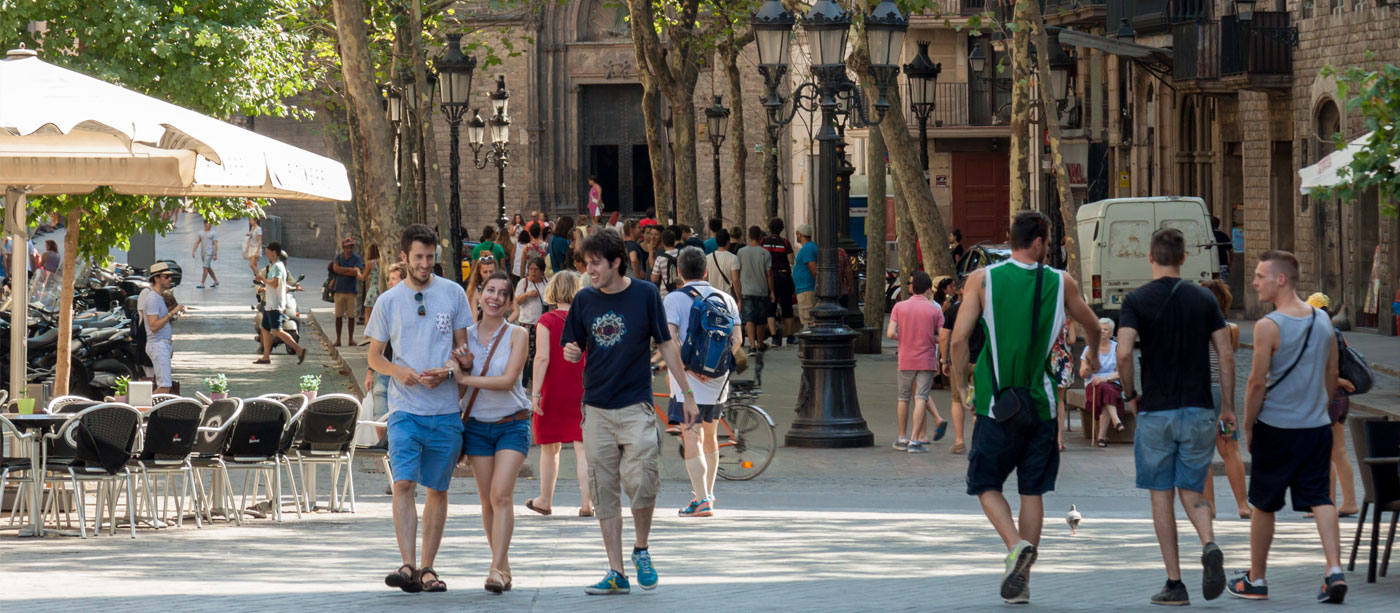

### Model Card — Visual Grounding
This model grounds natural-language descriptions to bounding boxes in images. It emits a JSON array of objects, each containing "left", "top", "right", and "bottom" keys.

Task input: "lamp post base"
[{"left": 786, "top": 325, "right": 873, "bottom": 448}]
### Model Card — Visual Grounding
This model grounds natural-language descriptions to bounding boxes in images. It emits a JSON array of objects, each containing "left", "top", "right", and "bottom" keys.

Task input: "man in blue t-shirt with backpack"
[{"left": 663, "top": 247, "right": 740, "bottom": 518}]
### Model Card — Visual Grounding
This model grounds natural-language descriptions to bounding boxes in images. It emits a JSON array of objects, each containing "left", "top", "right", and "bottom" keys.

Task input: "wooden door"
[
  {"left": 580, "top": 84, "right": 652, "bottom": 215},
  {"left": 952, "top": 152, "right": 1011, "bottom": 245}
]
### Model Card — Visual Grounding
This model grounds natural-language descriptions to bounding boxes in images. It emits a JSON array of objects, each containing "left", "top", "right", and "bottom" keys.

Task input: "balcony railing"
[
  {"left": 910, "top": 81, "right": 1012, "bottom": 128},
  {"left": 1221, "top": 12, "right": 1292, "bottom": 76},
  {"left": 1171, "top": 20, "right": 1220, "bottom": 82}
]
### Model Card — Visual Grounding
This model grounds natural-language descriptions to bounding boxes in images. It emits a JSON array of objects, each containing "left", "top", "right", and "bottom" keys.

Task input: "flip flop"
[
  {"left": 1096, "top": 438, "right": 1108, "bottom": 448},
  {"left": 933, "top": 421, "right": 948, "bottom": 442},
  {"left": 525, "top": 498, "right": 552, "bottom": 516},
  {"left": 252, "top": 358, "right": 271, "bottom": 364},
  {"left": 297, "top": 347, "right": 308, "bottom": 364},
  {"left": 579, "top": 508, "right": 595, "bottom": 517}
]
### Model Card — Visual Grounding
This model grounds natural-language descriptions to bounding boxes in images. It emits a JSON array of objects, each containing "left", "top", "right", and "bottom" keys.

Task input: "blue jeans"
[
  {"left": 372, "top": 373, "right": 392, "bottom": 419},
  {"left": 1134, "top": 407, "right": 1218, "bottom": 492}
]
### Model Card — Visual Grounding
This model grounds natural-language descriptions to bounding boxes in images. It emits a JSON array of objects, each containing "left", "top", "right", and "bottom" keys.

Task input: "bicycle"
[{"left": 651, "top": 351, "right": 776, "bottom": 481}]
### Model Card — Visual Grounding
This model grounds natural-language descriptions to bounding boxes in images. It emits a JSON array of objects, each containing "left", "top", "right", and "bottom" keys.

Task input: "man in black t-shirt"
[
  {"left": 562, "top": 230, "right": 698, "bottom": 595},
  {"left": 1117, "top": 228, "right": 1235, "bottom": 606},
  {"left": 1211, "top": 216, "right": 1232, "bottom": 279},
  {"left": 761, "top": 217, "right": 797, "bottom": 345},
  {"left": 938, "top": 279, "right": 984, "bottom": 454}
]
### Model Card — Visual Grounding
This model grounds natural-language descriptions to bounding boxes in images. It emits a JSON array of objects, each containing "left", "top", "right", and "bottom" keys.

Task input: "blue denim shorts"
[
  {"left": 372, "top": 373, "right": 392, "bottom": 419},
  {"left": 387, "top": 412, "right": 464, "bottom": 492},
  {"left": 1134, "top": 407, "right": 1218, "bottom": 492},
  {"left": 464, "top": 417, "right": 532, "bottom": 457}
]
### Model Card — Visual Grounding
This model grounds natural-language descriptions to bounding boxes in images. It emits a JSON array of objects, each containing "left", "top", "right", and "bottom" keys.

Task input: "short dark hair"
[
  {"left": 661, "top": 229, "right": 677, "bottom": 248},
  {"left": 589, "top": 174, "right": 599, "bottom": 183},
  {"left": 1211, "top": 215, "right": 1222, "bottom": 229},
  {"left": 554, "top": 215, "right": 575, "bottom": 237},
  {"left": 1008, "top": 211, "right": 1048, "bottom": 250},
  {"left": 1149, "top": 228, "right": 1186, "bottom": 267},
  {"left": 645, "top": 208, "right": 656, "bottom": 218},
  {"left": 517, "top": 229, "right": 530, "bottom": 243},
  {"left": 911, "top": 271, "right": 933, "bottom": 295},
  {"left": 709, "top": 217, "right": 723, "bottom": 233},
  {"left": 1260, "top": 249, "right": 1300, "bottom": 286},
  {"left": 715, "top": 228, "right": 730, "bottom": 246},
  {"left": 748, "top": 225, "right": 765, "bottom": 242},
  {"left": 401, "top": 223, "right": 438, "bottom": 254},
  {"left": 678, "top": 246, "right": 707, "bottom": 280},
  {"left": 528, "top": 223, "right": 542, "bottom": 239},
  {"left": 580, "top": 228, "right": 627, "bottom": 275},
  {"left": 266, "top": 240, "right": 282, "bottom": 253},
  {"left": 481, "top": 225, "right": 495, "bottom": 241},
  {"left": 678, "top": 224, "right": 692, "bottom": 237},
  {"left": 526, "top": 256, "right": 546, "bottom": 273},
  {"left": 768, "top": 217, "right": 785, "bottom": 235}
]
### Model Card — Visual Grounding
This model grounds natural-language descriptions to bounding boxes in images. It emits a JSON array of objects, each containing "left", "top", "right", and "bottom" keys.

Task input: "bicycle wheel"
[{"left": 716, "top": 403, "right": 776, "bottom": 481}]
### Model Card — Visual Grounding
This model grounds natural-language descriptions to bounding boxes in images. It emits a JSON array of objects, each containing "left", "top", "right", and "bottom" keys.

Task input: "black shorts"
[
  {"left": 260, "top": 309, "right": 284, "bottom": 331},
  {"left": 772, "top": 273, "right": 795, "bottom": 319},
  {"left": 967, "top": 415, "right": 1060, "bottom": 497},
  {"left": 1247, "top": 422, "right": 1333, "bottom": 513},
  {"left": 740, "top": 296, "right": 771, "bottom": 325},
  {"left": 667, "top": 398, "right": 723, "bottom": 425}
]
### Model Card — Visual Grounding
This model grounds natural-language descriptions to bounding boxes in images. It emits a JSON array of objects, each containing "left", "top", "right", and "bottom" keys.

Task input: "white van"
[{"left": 1076, "top": 196, "right": 1215, "bottom": 318}]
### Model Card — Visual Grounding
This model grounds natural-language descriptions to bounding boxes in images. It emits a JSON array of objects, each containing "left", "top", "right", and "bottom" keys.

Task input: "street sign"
[
  {"left": 1118, "top": 171, "right": 1130, "bottom": 189},
  {"left": 935, "top": 175, "right": 948, "bottom": 187}
]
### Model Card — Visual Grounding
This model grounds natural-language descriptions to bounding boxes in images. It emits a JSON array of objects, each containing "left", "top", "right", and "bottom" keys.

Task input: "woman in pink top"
[
  {"left": 885, "top": 271, "right": 947, "bottom": 452},
  {"left": 586, "top": 175, "right": 602, "bottom": 221}
]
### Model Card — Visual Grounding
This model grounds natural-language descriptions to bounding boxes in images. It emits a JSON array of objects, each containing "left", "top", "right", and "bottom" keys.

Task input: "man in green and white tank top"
[{"left": 949, "top": 211, "right": 1102, "bottom": 605}]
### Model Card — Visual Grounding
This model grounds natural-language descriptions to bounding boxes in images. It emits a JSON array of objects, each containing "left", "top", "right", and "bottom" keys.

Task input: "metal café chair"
[
  {"left": 1, "top": 412, "right": 38, "bottom": 531},
  {"left": 40, "top": 403, "right": 143, "bottom": 538},
  {"left": 342, "top": 412, "right": 394, "bottom": 507},
  {"left": 129, "top": 398, "right": 205, "bottom": 529},
  {"left": 46, "top": 395, "right": 97, "bottom": 414},
  {"left": 188, "top": 398, "right": 244, "bottom": 525},
  {"left": 292, "top": 394, "right": 360, "bottom": 513},
  {"left": 219, "top": 398, "right": 301, "bottom": 522}
]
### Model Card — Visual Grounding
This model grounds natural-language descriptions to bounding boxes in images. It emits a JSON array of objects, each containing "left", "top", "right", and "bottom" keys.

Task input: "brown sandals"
[
  {"left": 385, "top": 564, "right": 422, "bottom": 593},
  {"left": 419, "top": 567, "right": 447, "bottom": 592},
  {"left": 484, "top": 568, "right": 512, "bottom": 594},
  {"left": 525, "top": 498, "right": 552, "bottom": 515}
]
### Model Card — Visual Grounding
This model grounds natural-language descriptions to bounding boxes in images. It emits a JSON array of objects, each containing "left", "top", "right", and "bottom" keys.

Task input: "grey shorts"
[{"left": 898, "top": 369, "right": 935, "bottom": 402}]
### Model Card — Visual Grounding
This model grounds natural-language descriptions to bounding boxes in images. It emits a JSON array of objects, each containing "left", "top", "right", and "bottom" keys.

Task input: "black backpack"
[{"left": 660, "top": 252, "right": 679, "bottom": 292}]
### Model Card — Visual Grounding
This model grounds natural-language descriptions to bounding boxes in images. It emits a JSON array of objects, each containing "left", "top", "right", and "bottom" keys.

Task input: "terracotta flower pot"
[
  {"left": 300, "top": 390, "right": 318, "bottom": 400},
  {"left": 211, "top": 392, "right": 228, "bottom": 400},
  {"left": 113, "top": 395, "right": 127, "bottom": 404}
]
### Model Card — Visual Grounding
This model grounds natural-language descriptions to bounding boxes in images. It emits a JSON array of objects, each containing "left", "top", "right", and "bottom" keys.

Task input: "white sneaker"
[{"left": 892, "top": 438, "right": 909, "bottom": 451}]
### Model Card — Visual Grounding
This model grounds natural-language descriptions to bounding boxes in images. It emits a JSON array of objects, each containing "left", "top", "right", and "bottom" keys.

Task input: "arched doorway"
[{"left": 1313, "top": 100, "right": 1342, "bottom": 300}]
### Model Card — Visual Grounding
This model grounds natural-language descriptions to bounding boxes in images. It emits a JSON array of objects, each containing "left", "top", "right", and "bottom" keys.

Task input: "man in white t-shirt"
[
  {"left": 663, "top": 247, "right": 741, "bottom": 518},
  {"left": 192, "top": 220, "right": 220, "bottom": 288},
  {"left": 139, "top": 261, "right": 187, "bottom": 393},
  {"left": 253, "top": 241, "right": 306, "bottom": 364},
  {"left": 704, "top": 228, "right": 740, "bottom": 299}
]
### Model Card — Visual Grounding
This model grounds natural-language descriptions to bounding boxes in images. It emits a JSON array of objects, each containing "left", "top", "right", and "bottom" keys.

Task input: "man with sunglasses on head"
[
  {"left": 366, "top": 224, "right": 474, "bottom": 594},
  {"left": 139, "top": 261, "right": 187, "bottom": 393}
]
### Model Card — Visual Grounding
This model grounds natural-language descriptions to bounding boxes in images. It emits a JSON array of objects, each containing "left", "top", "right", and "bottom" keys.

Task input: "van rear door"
[
  {"left": 1157, "top": 203, "right": 1214, "bottom": 284},
  {"left": 1103, "top": 201, "right": 1155, "bottom": 308}
]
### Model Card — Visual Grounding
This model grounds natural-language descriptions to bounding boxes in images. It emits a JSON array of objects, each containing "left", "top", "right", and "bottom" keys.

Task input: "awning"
[{"left": 1298, "top": 131, "right": 1400, "bottom": 195}]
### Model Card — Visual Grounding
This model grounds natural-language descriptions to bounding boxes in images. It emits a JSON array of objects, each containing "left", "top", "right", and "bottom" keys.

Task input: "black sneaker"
[
  {"left": 1226, "top": 570, "right": 1268, "bottom": 600},
  {"left": 1151, "top": 580, "right": 1189, "bottom": 606},
  {"left": 1201, "top": 542, "right": 1225, "bottom": 600},
  {"left": 786, "top": 335, "right": 797, "bottom": 345},
  {"left": 1318, "top": 572, "right": 1347, "bottom": 604},
  {"left": 772, "top": 335, "right": 783, "bottom": 348}
]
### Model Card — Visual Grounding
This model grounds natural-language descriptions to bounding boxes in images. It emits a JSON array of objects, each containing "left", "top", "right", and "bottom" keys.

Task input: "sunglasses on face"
[{"left": 415, "top": 292, "right": 425, "bottom": 317}]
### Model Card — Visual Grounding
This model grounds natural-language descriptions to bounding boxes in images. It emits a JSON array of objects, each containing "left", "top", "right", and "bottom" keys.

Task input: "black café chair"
[
  {"left": 130, "top": 399, "right": 205, "bottom": 529},
  {"left": 40, "top": 403, "right": 143, "bottom": 538},
  {"left": 221, "top": 398, "right": 300, "bottom": 523},
  {"left": 292, "top": 394, "right": 361, "bottom": 513},
  {"left": 1351, "top": 418, "right": 1400, "bottom": 583},
  {"left": 188, "top": 398, "right": 243, "bottom": 525}
]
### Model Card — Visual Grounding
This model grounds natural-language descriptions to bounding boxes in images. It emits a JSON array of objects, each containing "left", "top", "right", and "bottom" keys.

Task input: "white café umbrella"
[
  {"left": 0, "top": 47, "right": 352, "bottom": 395},
  {"left": 1298, "top": 130, "right": 1400, "bottom": 195}
]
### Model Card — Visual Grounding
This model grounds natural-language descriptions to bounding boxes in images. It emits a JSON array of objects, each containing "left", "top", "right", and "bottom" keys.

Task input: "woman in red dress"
[{"left": 525, "top": 271, "right": 592, "bottom": 516}]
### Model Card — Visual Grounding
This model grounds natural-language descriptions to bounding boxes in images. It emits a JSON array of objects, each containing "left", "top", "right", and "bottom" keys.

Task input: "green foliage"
[
  {"left": 300, "top": 374, "right": 322, "bottom": 391},
  {"left": 204, "top": 373, "right": 230, "bottom": 394},
  {"left": 1315, "top": 62, "right": 1400, "bottom": 215},
  {"left": 113, "top": 376, "right": 130, "bottom": 396}
]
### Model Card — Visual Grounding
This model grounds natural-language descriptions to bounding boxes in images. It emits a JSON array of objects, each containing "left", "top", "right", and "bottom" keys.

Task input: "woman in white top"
[
  {"left": 243, "top": 217, "right": 263, "bottom": 282},
  {"left": 448, "top": 270, "right": 530, "bottom": 594},
  {"left": 512, "top": 257, "right": 547, "bottom": 389},
  {"left": 511, "top": 229, "right": 530, "bottom": 281},
  {"left": 1078, "top": 317, "right": 1125, "bottom": 448}
]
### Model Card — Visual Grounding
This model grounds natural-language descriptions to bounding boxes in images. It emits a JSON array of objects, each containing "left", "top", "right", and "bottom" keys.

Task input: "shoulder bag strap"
[
  {"left": 461, "top": 326, "right": 509, "bottom": 423},
  {"left": 712, "top": 252, "right": 732, "bottom": 291},
  {"left": 1267, "top": 309, "right": 1317, "bottom": 392}
]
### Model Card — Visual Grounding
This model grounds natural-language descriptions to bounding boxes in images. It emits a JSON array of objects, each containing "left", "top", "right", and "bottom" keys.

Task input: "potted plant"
[
  {"left": 204, "top": 373, "right": 229, "bottom": 400},
  {"left": 112, "top": 376, "right": 130, "bottom": 404},
  {"left": 299, "top": 374, "right": 321, "bottom": 400}
]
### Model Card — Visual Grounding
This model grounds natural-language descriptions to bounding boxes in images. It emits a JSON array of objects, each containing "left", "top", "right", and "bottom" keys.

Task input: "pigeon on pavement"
[{"left": 1066, "top": 504, "right": 1082, "bottom": 535}]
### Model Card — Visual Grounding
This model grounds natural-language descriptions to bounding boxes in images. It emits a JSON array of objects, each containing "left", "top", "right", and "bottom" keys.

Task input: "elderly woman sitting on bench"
[{"left": 1080, "top": 317, "right": 1125, "bottom": 447}]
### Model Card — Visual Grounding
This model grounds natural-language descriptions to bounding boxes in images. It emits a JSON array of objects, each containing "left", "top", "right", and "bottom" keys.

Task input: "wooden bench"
[{"left": 1065, "top": 387, "right": 1135, "bottom": 444}]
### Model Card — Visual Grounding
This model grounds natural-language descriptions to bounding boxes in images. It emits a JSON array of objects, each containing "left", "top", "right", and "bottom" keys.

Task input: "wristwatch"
[{"left": 1122, "top": 390, "right": 1138, "bottom": 402}]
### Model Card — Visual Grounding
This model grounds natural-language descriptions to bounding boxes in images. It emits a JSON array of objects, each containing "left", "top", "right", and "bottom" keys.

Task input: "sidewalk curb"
[{"left": 306, "top": 309, "right": 362, "bottom": 400}]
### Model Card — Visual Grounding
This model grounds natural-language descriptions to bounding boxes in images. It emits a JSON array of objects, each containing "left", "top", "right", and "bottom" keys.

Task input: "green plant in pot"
[
  {"left": 204, "top": 373, "right": 230, "bottom": 400},
  {"left": 299, "top": 374, "right": 321, "bottom": 400},
  {"left": 113, "top": 376, "right": 131, "bottom": 403}
]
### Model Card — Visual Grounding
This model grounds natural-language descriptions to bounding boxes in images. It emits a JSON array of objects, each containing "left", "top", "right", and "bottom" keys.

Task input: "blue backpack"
[{"left": 679, "top": 286, "right": 736, "bottom": 379}]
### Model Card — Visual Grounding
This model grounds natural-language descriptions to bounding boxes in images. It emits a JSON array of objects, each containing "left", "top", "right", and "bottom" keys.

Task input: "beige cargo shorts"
[{"left": 582, "top": 402, "right": 661, "bottom": 520}]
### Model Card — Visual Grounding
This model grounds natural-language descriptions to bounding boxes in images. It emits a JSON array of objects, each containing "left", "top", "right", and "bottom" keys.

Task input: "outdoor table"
[{"left": 3, "top": 412, "right": 70, "bottom": 537}]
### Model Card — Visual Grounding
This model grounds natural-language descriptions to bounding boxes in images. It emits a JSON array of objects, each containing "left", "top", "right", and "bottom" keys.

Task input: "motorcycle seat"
[
  {"left": 75, "top": 317, "right": 120, "bottom": 329},
  {"left": 83, "top": 328, "right": 123, "bottom": 342},
  {"left": 27, "top": 328, "right": 59, "bottom": 351}
]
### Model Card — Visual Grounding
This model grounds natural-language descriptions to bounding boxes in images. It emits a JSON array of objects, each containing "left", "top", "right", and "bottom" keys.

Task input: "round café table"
[{"left": 3, "top": 413, "right": 71, "bottom": 537}]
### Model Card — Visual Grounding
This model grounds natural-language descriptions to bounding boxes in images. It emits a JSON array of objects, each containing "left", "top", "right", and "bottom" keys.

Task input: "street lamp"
[
  {"left": 1116, "top": 18, "right": 1136, "bottom": 43},
  {"left": 704, "top": 95, "right": 730, "bottom": 222},
  {"left": 1232, "top": 0, "right": 1299, "bottom": 47},
  {"left": 661, "top": 102, "right": 677, "bottom": 223},
  {"left": 751, "top": 0, "right": 907, "bottom": 448},
  {"left": 435, "top": 33, "right": 476, "bottom": 282},
  {"left": 1233, "top": 0, "right": 1256, "bottom": 21},
  {"left": 904, "top": 41, "right": 941, "bottom": 171},
  {"left": 470, "top": 76, "right": 511, "bottom": 233},
  {"left": 1047, "top": 31, "right": 1073, "bottom": 109}
]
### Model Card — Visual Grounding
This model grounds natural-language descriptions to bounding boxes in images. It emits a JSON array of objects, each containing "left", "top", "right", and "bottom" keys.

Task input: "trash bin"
[{"left": 261, "top": 215, "right": 284, "bottom": 247}]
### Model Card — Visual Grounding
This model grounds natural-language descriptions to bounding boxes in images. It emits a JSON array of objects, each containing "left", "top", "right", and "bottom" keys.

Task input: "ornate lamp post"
[
  {"left": 704, "top": 95, "right": 730, "bottom": 222},
  {"left": 752, "top": 0, "right": 906, "bottom": 448},
  {"left": 469, "top": 76, "right": 511, "bottom": 231},
  {"left": 662, "top": 102, "right": 677, "bottom": 223},
  {"left": 903, "top": 42, "right": 941, "bottom": 172},
  {"left": 435, "top": 33, "right": 477, "bottom": 282}
]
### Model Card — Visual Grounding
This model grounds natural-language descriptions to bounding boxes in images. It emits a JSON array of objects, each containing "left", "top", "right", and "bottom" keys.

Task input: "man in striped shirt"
[{"left": 950, "top": 211, "right": 1101, "bottom": 605}]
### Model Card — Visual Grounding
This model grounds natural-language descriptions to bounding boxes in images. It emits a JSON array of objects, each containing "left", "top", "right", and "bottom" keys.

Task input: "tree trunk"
[
  {"left": 894, "top": 179, "right": 917, "bottom": 298},
  {"left": 411, "top": 0, "right": 445, "bottom": 239},
  {"left": 1029, "top": 5, "right": 1082, "bottom": 280},
  {"left": 671, "top": 95, "right": 701, "bottom": 227},
  {"left": 863, "top": 122, "right": 887, "bottom": 324},
  {"left": 332, "top": 0, "right": 398, "bottom": 252},
  {"left": 723, "top": 38, "right": 748, "bottom": 227},
  {"left": 1007, "top": 0, "right": 1032, "bottom": 212},
  {"left": 338, "top": 102, "right": 370, "bottom": 256},
  {"left": 52, "top": 208, "right": 81, "bottom": 396},
  {"left": 625, "top": 0, "right": 702, "bottom": 228}
]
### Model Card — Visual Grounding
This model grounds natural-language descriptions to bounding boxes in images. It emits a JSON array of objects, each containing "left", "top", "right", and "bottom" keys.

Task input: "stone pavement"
[{"left": 5, "top": 225, "right": 1398, "bottom": 610}]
